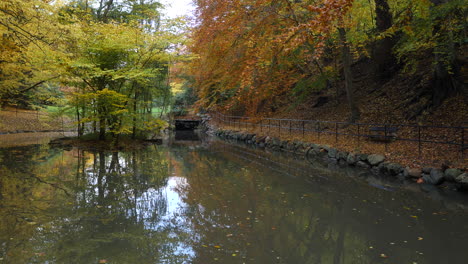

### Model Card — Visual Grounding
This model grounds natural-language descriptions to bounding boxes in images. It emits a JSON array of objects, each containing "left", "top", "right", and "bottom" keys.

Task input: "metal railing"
[{"left": 210, "top": 112, "right": 467, "bottom": 162}]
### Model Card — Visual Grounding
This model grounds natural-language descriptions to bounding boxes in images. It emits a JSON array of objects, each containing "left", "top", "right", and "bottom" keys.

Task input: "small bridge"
[{"left": 174, "top": 117, "right": 202, "bottom": 130}]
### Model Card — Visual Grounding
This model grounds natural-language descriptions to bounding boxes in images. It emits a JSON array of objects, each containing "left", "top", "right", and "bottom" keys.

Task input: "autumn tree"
[
  {"left": 190, "top": 0, "right": 359, "bottom": 120},
  {"left": 0, "top": 0, "right": 68, "bottom": 106},
  {"left": 61, "top": 0, "right": 183, "bottom": 140}
]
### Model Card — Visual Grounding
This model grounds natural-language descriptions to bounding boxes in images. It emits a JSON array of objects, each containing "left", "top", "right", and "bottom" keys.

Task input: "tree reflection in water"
[
  {"left": 0, "top": 145, "right": 193, "bottom": 264},
  {"left": 1, "top": 142, "right": 468, "bottom": 264}
]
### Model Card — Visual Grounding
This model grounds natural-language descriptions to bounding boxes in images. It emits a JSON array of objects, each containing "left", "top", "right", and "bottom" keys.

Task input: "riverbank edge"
[
  {"left": 0, "top": 129, "right": 76, "bottom": 135},
  {"left": 201, "top": 116, "right": 468, "bottom": 193}
]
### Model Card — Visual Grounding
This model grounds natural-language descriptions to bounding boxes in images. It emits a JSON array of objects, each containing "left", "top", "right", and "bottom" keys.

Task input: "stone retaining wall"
[{"left": 209, "top": 126, "right": 468, "bottom": 192}]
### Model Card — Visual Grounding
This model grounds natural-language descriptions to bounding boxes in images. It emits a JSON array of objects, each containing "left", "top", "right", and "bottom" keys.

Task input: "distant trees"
[
  {"left": 189, "top": 0, "right": 466, "bottom": 119},
  {"left": 1, "top": 0, "right": 187, "bottom": 140}
]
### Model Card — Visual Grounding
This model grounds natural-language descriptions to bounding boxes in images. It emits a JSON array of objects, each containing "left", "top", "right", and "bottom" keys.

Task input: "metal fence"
[{"left": 210, "top": 112, "right": 467, "bottom": 163}]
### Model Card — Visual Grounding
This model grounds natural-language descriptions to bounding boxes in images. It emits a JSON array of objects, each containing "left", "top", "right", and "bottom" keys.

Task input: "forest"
[
  {"left": 1, "top": 0, "right": 188, "bottom": 140},
  {"left": 0, "top": 0, "right": 466, "bottom": 143},
  {"left": 1, "top": 1, "right": 468, "bottom": 263},
  {"left": 190, "top": 0, "right": 466, "bottom": 125}
]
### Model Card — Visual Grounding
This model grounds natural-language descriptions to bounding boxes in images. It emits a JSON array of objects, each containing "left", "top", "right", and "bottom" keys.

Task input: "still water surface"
[{"left": 0, "top": 134, "right": 467, "bottom": 263}]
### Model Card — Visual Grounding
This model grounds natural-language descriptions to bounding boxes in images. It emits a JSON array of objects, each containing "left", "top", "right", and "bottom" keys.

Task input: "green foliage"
[
  {"left": 392, "top": 0, "right": 467, "bottom": 72},
  {"left": 292, "top": 68, "right": 336, "bottom": 105},
  {"left": 172, "top": 85, "right": 197, "bottom": 116}
]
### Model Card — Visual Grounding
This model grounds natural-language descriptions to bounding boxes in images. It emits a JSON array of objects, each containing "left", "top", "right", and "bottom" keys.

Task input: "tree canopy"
[
  {"left": 189, "top": 0, "right": 466, "bottom": 118},
  {"left": 0, "top": 0, "right": 189, "bottom": 139}
]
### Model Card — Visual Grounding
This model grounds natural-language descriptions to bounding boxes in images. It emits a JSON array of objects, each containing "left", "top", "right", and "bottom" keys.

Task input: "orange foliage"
[{"left": 190, "top": 0, "right": 354, "bottom": 115}]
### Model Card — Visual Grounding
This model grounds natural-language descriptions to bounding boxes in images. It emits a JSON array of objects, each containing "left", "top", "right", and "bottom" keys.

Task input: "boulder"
[
  {"left": 455, "top": 173, "right": 468, "bottom": 185},
  {"left": 311, "top": 144, "right": 320, "bottom": 152},
  {"left": 328, "top": 148, "right": 337, "bottom": 158},
  {"left": 271, "top": 138, "right": 281, "bottom": 146},
  {"left": 367, "top": 154, "right": 385, "bottom": 166},
  {"left": 405, "top": 167, "right": 422, "bottom": 178},
  {"left": 337, "top": 151, "right": 348, "bottom": 161},
  {"left": 422, "top": 167, "right": 432, "bottom": 174},
  {"left": 296, "top": 143, "right": 307, "bottom": 153},
  {"left": 288, "top": 141, "right": 298, "bottom": 151},
  {"left": 444, "top": 168, "right": 463, "bottom": 182},
  {"left": 356, "top": 161, "right": 371, "bottom": 169},
  {"left": 386, "top": 163, "right": 402, "bottom": 176},
  {"left": 245, "top": 134, "right": 256, "bottom": 141},
  {"left": 321, "top": 145, "right": 331, "bottom": 152},
  {"left": 346, "top": 153, "right": 357, "bottom": 165},
  {"left": 357, "top": 154, "right": 368, "bottom": 161},
  {"left": 423, "top": 169, "right": 445, "bottom": 185}
]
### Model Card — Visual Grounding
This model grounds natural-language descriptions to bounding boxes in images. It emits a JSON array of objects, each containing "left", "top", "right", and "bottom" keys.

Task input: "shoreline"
[{"left": 204, "top": 118, "right": 468, "bottom": 194}]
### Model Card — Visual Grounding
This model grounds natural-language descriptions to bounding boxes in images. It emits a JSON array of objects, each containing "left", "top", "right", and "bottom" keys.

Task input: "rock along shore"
[{"left": 200, "top": 115, "right": 467, "bottom": 193}]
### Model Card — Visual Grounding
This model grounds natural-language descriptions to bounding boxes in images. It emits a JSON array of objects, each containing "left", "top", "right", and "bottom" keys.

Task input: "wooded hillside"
[{"left": 189, "top": 0, "right": 467, "bottom": 125}]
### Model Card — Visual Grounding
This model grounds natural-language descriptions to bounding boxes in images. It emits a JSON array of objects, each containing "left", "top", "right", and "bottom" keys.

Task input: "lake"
[{"left": 0, "top": 133, "right": 467, "bottom": 263}]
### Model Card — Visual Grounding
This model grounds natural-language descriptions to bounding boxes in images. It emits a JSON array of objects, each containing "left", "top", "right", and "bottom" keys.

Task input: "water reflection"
[{"left": 0, "top": 140, "right": 467, "bottom": 264}]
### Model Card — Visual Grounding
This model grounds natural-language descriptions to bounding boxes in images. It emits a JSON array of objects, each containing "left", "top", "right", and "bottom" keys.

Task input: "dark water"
[{"left": 0, "top": 135, "right": 467, "bottom": 264}]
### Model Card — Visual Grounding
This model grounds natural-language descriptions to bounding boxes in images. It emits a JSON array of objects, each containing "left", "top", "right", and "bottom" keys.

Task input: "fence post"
[
  {"left": 357, "top": 124, "right": 360, "bottom": 147},
  {"left": 317, "top": 122, "right": 320, "bottom": 141},
  {"left": 335, "top": 123, "right": 338, "bottom": 143},
  {"left": 278, "top": 120, "right": 281, "bottom": 137},
  {"left": 418, "top": 126, "right": 422, "bottom": 157},
  {"left": 302, "top": 121, "right": 305, "bottom": 139},
  {"left": 462, "top": 127, "right": 465, "bottom": 159},
  {"left": 268, "top": 119, "right": 271, "bottom": 134},
  {"left": 384, "top": 124, "right": 388, "bottom": 152},
  {"left": 289, "top": 120, "right": 292, "bottom": 136},
  {"left": 260, "top": 119, "right": 262, "bottom": 132}
]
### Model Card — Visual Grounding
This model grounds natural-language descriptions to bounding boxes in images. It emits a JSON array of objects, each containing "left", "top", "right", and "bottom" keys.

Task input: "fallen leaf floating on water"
[
  {"left": 418, "top": 237, "right": 423, "bottom": 240},
  {"left": 214, "top": 245, "right": 221, "bottom": 248},
  {"left": 99, "top": 260, "right": 107, "bottom": 264},
  {"left": 380, "top": 254, "right": 388, "bottom": 258}
]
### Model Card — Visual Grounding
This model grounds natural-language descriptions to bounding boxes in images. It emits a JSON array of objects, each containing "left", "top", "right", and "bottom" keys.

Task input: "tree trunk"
[
  {"left": 132, "top": 91, "right": 138, "bottom": 139},
  {"left": 76, "top": 106, "right": 82, "bottom": 137},
  {"left": 373, "top": 0, "right": 398, "bottom": 80},
  {"left": 430, "top": 0, "right": 461, "bottom": 107},
  {"left": 338, "top": 28, "right": 360, "bottom": 122},
  {"left": 99, "top": 105, "right": 106, "bottom": 140}
]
